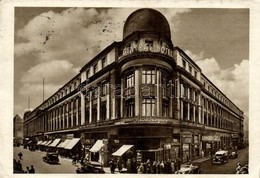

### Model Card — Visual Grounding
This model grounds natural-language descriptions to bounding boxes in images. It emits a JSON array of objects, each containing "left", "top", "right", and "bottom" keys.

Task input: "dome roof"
[{"left": 123, "top": 8, "right": 171, "bottom": 40}]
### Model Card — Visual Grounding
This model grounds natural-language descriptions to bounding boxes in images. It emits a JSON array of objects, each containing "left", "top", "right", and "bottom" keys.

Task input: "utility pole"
[{"left": 43, "top": 77, "right": 45, "bottom": 102}]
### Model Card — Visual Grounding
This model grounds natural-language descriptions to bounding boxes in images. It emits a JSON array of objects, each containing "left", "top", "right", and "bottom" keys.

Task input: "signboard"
[
  {"left": 202, "top": 135, "right": 220, "bottom": 141},
  {"left": 122, "top": 43, "right": 174, "bottom": 58}
]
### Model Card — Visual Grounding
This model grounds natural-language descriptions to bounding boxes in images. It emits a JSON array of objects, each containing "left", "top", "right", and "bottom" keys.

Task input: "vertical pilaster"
[
  {"left": 89, "top": 92, "right": 92, "bottom": 123},
  {"left": 97, "top": 87, "right": 100, "bottom": 122},
  {"left": 135, "top": 69, "right": 140, "bottom": 116},
  {"left": 156, "top": 69, "right": 162, "bottom": 116},
  {"left": 81, "top": 93, "right": 85, "bottom": 125}
]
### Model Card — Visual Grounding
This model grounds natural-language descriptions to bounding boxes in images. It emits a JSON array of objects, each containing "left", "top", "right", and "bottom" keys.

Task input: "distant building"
[
  {"left": 23, "top": 8, "right": 244, "bottom": 166},
  {"left": 13, "top": 114, "right": 23, "bottom": 146}
]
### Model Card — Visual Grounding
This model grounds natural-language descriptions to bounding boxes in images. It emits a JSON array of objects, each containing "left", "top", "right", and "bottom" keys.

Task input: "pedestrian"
[
  {"left": 156, "top": 160, "right": 161, "bottom": 174},
  {"left": 16, "top": 160, "right": 22, "bottom": 172},
  {"left": 18, "top": 152, "right": 23, "bottom": 160},
  {"left": 126, "top": 159, "right": 132, "bottom": 173},
  {"left": 131, "top": 158, "right": 137, "bottom": 173},
  {"left": 26, "top": 166, "right": 30, "bottom": 173},
  {"left": 137, "top": 163, "right": 144, "bottom": 174},
  {"left": 117, "top": 158, "right": 122, "bottom": 172},
  {"left": 29, "top": 165, "right": 35, "bottom": 173},
  {"left": 109, "top": 159, "right": 115, "bottom": 173},
  {"left": 152, "top": 161, "right": 157, "bottom": 174},
  {"left": 175, "top": 157, "right": 181, "bottom": 171},
  {"left": 201, "top": 150, "right": 204, "bottom": 157},
  {"left": 160, "top": 161, "right": 165, "bottom": 173},
  {"left": 171, "top": 160, "right": 175, "bottom": 173}
]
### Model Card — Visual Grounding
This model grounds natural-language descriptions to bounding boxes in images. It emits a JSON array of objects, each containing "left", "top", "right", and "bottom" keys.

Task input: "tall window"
[
  {"left": 126, "top": 73, "right": 134, "bottom": 87},
  {"left": 189, "top": 65, "right": 192, "bottom": 73},
  {"left": 85, "top": 108, "right": 89, "bottom": 124},
  {"left": 100, "top": 103, "right": 106, "bottom": 121},
  {"left": 126, "top": 99, "right": 135, "bottom": 117},
  {"left": 102, "top": 57, "right": 107, "bottom": 68},
  {"left": 162, "top": 100, "right": 169, "bottom": 117},
  {"left": 93, "top": 63, "right": 98, "bottom": 74},
  {"left": 142, "top": 98, "right": 155, "bottom": 116},
  {"left": 86, "top": 69, "right": 90, "bottom": 79},
  {"left": 182, "top": 59, "right": 186, "bottom": 69},
  {"left": 101, "top": 82, "right": 107, "bottom": 96},
  {"left": 142, "top": 69, "right": 155, "bottom": 84},
  {"left": 162, "top": 73, "right": 167, "bottom": 98},
  {"left": 92, "top": 107, "right": 97, "bottom": 123}
]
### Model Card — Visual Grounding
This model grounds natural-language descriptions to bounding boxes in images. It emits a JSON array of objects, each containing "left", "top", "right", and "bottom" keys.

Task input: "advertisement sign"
[{"left": 202, "top": 135, "right": 220, "bottom": 141}]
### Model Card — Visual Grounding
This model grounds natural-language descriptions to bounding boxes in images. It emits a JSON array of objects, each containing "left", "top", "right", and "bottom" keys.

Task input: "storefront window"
[
  {"left": 142, "top": 69, "right": 155, "bottom": 84},
  {"left": 142, "top": 98, "right": 155, "bottom": 116},
  {"left": 100, "top": 103, "right": 106, "bottom": 121}
]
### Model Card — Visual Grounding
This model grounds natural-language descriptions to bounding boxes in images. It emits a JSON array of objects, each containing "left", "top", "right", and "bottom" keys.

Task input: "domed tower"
[
  {"left": 123, "top": 8, "right": 172, "bottom": 46},
  {"left": 119, "top": 8, "right": 176, "bottom": 119}
]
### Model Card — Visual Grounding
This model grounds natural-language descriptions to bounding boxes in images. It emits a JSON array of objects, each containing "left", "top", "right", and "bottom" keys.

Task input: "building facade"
[
  {"left": 23, "top": 8, "right": 244, "bottom": 166},
  {"left": 13, "top": 114, "right": 23, "bottom": 146}
]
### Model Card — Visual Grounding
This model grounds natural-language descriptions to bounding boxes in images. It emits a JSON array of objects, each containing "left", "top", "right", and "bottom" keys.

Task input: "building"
[
  {"left": 13, "top": 114, "right": 23, "bottom": 146},
  {"left": 23, "top": 8, "right": 244, "bottom": 166}
]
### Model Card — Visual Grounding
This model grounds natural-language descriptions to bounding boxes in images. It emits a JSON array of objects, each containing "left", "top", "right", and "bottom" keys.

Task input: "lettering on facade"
[
  {"left": 122, "top": 44, "right": 173, "bottom": 58},
  {"left": 202, "top": 135, "right": 221, "bottom": 141},
  {"left": 134, "top": 118, "right": 173, "bottom": 124}
]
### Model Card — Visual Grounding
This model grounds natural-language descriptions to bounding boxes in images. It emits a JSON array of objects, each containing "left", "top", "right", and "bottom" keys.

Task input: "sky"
[{"left": 14, "top": 7, "right": 249, "bottom": 118}]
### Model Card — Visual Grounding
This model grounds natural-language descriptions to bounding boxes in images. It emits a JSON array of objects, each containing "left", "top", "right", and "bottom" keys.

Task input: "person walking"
[
  {"left": 18, "top": 152, "right": 23, "bottom": 160},
  {"left": 29, "top": 165, "right": 35, "bottom": 173},
  {"left": 109, "top": 159, "right": 115, "bottom": 173},
  {"left": 126, "top": 159, "right": 132, "bottom": 173},
  {"left": 152, "top": 161, "right": 157, "bottom": 174},
  {"left": 137, "top": 163, "right": 144, "bottom": 174}
]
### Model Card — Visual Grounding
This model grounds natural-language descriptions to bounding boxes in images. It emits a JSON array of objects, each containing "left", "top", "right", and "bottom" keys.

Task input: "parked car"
[
  {"left": 76, "top": 161, "right": 105, "bottom": 173},
  {"left": 212, "top": 150, "right": 229, "bottom": 164},
  {"left": 229, "top": 150, "right": 238, "bottom": 159},
  {"left": 175, "top": 162, "right": 202, "bottom": 174},
  {"left": 43, "top": 152, "right": 59, "bottom": 164}
]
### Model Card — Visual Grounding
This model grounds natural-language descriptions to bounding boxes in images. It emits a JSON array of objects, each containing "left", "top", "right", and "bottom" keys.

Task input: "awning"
[
  {"left": 57, "top": 139, "right": 71, "bottom": 148},
  {"left": 48, "top": 139, "right": 61, "bottom": 147},
  {"left": 112, "top": 145, "right": 134, "bottom": 156},
  {"left": 90, "top": 140, "right": 104, "bottom": 152},
  {"left": 40, "top": 141, "right": 47, "bottom": 145},
  {"left": 64, "top": 138, "right": 81, "bottom": 150},
  {"left": 44, "top": 140, "right": 52, "bottom": 146},
  {"left": 37, "top": 141, "right": 43, "bottom": 145}
]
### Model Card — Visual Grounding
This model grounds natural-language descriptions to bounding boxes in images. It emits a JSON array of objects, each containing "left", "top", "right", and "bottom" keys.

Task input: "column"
[
  {"left": 81, "top": 92, "right": 85, "bottom": 125},
  {"left": 120, "top": 78, "right": 124, "bottom": 118},
  {"left": 135, "top": 69, "right": 140, "bottom": 116},
  {"left": 180, "top": 100, "right": 183, "bottom": 120},
  {"left": 198, "top": 94, "right": 202, "bottom": 123},
  {"left": 66, "top": 102, "right": 69, "bottom": 128},
  {"left": 89, "top": 91, "right": 92, "bottom": 123},
  {"left": 71, "top": 100, "right": 74, "bottom": 127},
  {"left": 76, "top": 97, "right": 79, "bottom": 126},
  {"left": 106, "top": 86, "right": 110, "bottom": 120},
  {"left": 156, "top": 69, "right": 161, "bottom": 116},
  {"left": 97, "top": 87, "right": 100, "bottom": 122},
  {"left": 187, "top": 87, "right": 190, "bottom": 121}
]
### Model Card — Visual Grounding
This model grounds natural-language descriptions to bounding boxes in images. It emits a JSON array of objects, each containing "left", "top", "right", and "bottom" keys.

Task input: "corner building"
[{"left": 23, "top": 8, "right": 244, "bottom": 166}]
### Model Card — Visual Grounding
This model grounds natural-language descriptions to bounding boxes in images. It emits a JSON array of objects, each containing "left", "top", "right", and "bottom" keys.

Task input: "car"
[
  {"left": 212, "top": 150, "right": 229, "bottom": 164},
  {"left": 43, "top": 152, "right": 59, "bottom": 164},
  {"left": 76, "top": 161, "right": 105, "bottom": 173},
  {"left": 175, "top": 162, "right": 202, "bottom": 174},
  {"left": 229, "top": 150, "right": 238, "bottom": 159}
]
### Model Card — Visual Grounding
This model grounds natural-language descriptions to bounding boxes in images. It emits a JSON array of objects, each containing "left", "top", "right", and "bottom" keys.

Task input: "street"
[
  {"left": 14, "top": 146, "right": 77, "bottom": 173},
  {"left": 200, "top": 147, "right": 249, "bottom": 174},
  {"left": 14, "top": 146, "right": 248, "bottom": 174}
]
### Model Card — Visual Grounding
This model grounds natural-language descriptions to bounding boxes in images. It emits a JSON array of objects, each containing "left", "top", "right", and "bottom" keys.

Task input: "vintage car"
[
  {"left": 175, "top": 162, "right": 202, "bottom": 174},
  {"left": 229, "top": 150, "right": 238, "bottom": 159},
  {"left": 42, "top": 152, "right": 59, "bottom": 164},
  {"left": 76, "top": 161, "right": 105, "bottom": 173},
  {"left": 212, "top": 150, "right": 229, "bottom": 164}
]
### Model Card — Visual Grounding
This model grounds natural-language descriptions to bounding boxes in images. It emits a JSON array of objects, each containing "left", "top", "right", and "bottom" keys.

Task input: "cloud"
[
  {"left": 185, "top": 50, "right": 249, "bottom": 116},
  {"left": 19, "top": 60, "right": 79, "bottom": 106}
]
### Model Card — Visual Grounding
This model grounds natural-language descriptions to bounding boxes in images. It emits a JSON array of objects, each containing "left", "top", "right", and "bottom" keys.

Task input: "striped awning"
[
  {"left": 57, "top": 139, "right": 71, "bottom": 148},
  {"left": 64, "top": 138, "right": 80, "bottom": 150},
  {"left": 48, "top": 139, "right": 61, "bottom": 147}
]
